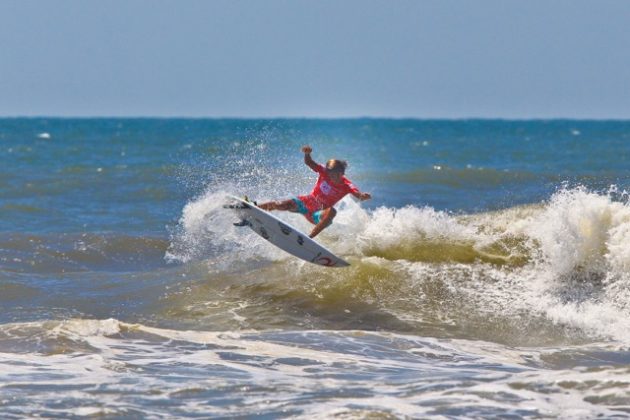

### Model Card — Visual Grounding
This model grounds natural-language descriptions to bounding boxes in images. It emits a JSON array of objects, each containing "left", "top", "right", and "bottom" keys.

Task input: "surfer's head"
[
  {"left": 326, "top": 159, "right": 347, "bottom": 174},
  {"left": 326, "top": 159, "right": 347, "bottom": 183}
]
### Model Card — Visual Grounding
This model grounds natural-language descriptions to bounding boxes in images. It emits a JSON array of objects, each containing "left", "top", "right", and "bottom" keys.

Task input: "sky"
[{"left": 1, "top": 0, "right": 629, "bottom": 119}]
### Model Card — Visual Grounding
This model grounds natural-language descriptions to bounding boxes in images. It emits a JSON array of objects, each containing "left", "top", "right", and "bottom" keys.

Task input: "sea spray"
[{"left": 165, "top": 189, "right": 288, "bottom": 265}]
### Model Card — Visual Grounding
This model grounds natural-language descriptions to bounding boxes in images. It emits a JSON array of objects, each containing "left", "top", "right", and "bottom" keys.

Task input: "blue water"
[
  {"left": 4, "top": 118, "right": 630, "bottom": 233},
  {"left": 3, "top": 118, "right": 630, "bottom": 417}
]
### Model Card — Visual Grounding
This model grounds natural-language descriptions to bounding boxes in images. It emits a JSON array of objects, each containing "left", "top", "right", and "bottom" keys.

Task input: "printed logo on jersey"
[{"left": 319, "top": 181, "right": 332, "bottom": 195}]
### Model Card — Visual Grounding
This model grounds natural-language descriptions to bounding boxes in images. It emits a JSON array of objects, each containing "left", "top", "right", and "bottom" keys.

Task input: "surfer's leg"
[
  {"left": 308, "top": 207, "right": 336, "bottom": 238},
  {"left": 258, "top": 201, "right": 276, "bottom": 210},
  {"left": 259, "top": 199, "right": 297, "bottom": 212}
]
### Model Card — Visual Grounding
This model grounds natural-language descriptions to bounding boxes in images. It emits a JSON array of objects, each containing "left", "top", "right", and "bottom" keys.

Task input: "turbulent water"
[{"left": 3, "top": 118, "right": 630, "bottom": 418}]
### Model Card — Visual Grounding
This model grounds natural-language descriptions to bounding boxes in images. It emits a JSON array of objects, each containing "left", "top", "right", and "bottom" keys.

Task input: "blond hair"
[{"left": 326, "top": 159, "right": 348, "bottom": 173}]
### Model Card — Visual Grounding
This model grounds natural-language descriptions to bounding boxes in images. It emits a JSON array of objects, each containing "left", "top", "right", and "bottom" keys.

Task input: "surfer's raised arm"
[{"left": 302, "top": 145, "right": 319, "bottom": 172}]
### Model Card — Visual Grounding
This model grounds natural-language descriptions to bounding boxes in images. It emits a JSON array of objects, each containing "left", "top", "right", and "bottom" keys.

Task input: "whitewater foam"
[
  {"left": 167, "top": 184, "right": 630, "bottom": 344},
  {"left": 1, "top": 319, "right": 629, "bottom": 418}
]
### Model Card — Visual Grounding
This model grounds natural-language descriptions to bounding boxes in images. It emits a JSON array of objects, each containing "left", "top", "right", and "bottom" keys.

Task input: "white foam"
[
  {"left": 516, "top": 187, "right": 628, "bottom": 277},
  {"left": 1, "top": 320, "right": 627, "bottom": 418},
  {"left": 474, "top": 188, "right": 630, "bottom": 342},
  {"left": 362, "top": 205, "right": 473, "bottom": 247},
  {"left": 52, "top": 318, "right": 122, "bottom": 338},
  {"left": 166, "top": 189, "right": 290, "bottom": 265}
]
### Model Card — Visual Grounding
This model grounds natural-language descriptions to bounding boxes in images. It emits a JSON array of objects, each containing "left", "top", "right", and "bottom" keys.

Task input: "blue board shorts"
[{"left": 291, "top": 198, "right": 324, "bottom": 225}]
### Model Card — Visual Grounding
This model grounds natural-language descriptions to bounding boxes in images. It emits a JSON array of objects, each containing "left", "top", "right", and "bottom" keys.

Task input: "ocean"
[{"left": 2, "top": 118, "right": 630, "bottom": 418}]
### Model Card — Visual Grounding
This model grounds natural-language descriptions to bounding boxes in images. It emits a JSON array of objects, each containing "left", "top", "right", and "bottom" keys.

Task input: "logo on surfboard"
[
  {"left": 278, "top": 222, "right": 292, "bottom": 235},
  {"left": 316, "top": 256, "right": 337, "bottom": 267},
  {"left": 259, "top": 227, "right": 270, "bottom": 240}
]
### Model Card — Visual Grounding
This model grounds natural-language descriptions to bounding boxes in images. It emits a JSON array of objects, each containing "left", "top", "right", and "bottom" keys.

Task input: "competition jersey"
[{"left": 299, "top": 164, "right": 359, "bottom": 213}]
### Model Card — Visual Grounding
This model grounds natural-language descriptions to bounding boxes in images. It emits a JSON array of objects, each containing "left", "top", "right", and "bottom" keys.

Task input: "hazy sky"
[{"left": 1, "top": 0, "right": 629, "bottom": 118}]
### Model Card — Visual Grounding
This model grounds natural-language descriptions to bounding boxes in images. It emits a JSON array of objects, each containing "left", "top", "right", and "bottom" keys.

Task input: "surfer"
[{"left": 258, "top": 146, "right": 371, "bottom": 238}]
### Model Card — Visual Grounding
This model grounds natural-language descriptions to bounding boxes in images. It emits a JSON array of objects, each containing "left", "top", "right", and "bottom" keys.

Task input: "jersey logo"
[{"left": 320, "top": 181, "right": 332, "bottom": 195}]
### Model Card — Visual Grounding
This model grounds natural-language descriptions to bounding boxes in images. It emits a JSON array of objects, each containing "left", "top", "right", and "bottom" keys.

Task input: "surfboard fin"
[
  {"left": 243, "top": 195, "right": 257, "bottom": 206},
  {"left": 224, "top": 199, "right": 249, "bottom": 209}
]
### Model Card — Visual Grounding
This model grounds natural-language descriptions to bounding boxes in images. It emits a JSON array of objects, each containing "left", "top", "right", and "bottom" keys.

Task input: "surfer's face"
[
  {"left": 327, "top": 169, "right": 343, "bottom": 183},
  {"left": 325, "top": 159, "right": 347, "bottom": 184}
]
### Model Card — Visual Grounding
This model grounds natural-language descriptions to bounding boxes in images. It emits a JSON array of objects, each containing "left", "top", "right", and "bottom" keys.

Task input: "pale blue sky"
[{"left": 1, "top": 0, "right": 629, "bottom": 118}]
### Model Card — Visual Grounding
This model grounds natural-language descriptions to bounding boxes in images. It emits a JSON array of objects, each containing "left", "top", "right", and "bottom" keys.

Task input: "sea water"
[{"left": 2, "top": 118, "right": 630, "bottom": 418}]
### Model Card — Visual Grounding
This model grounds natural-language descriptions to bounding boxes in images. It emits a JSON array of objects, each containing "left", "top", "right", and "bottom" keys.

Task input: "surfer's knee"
[{"left": 278, "top": 199, "right": 297, "bottom": 211}]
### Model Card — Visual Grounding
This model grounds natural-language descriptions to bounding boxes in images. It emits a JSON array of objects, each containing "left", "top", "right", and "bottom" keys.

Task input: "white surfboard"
[{"left": 225, "top": 195, "right": 350, "bottom": 267}]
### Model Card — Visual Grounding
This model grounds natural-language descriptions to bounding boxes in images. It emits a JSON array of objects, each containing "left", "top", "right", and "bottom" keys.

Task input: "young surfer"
[{"left": 258, "top": 145, "right": 371, "bottom": 238}]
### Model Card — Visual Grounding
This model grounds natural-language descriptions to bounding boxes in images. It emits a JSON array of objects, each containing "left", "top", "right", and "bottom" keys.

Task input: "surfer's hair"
[{"left": 326, "top": 159, "right": 347, "bottom": 174}]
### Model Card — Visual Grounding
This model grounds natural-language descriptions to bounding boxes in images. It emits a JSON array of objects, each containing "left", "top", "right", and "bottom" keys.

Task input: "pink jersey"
[{"left": 298, "top": 164, "right": 360, "bottom": 213}]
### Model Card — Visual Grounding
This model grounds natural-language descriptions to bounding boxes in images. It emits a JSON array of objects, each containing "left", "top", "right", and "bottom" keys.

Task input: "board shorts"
[{"left": 291, "top": 197, "right": 325, "bottom": 225}]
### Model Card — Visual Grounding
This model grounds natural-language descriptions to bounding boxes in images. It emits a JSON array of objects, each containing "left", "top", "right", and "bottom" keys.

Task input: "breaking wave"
[{"left": 167, "top": 185, "right": 630, "bottom": 344}]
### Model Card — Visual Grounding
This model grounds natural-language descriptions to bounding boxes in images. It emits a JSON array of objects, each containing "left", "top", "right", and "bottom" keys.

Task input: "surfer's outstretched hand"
[{"left": 301, "top": 145, "right": 312, "bottom": 154}]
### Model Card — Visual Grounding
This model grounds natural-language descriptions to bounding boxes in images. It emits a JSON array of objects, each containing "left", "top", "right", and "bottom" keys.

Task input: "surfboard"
[{"left": 224, "top": 195, "right": 350, "bottom": 267}]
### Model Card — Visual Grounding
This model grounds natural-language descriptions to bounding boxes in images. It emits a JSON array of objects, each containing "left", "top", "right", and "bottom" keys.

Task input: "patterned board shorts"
[{"left": 291, "top": 198, "right": 324, "bottom": 225}]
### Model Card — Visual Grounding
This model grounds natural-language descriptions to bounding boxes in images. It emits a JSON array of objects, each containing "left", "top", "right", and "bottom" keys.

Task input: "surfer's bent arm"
[
  {"left": 302, "top": 145, "right": 320, "bottom": 172},
  {"left": 344, "top": 178, "right": 371, "bottom": 201}
]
